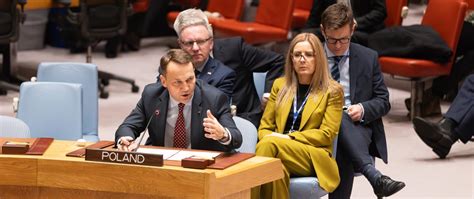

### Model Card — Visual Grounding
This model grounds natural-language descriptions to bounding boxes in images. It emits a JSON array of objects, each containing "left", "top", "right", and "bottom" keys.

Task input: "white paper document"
[
  {"left": 136, "top": 148, "right": 180, "bottom": 160},
  {"left": 136, "top": 148, "right": 221, "bottom": 161}
]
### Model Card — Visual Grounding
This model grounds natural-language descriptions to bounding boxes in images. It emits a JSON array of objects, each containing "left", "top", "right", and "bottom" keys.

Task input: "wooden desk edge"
[{"left": 209, "top": 157, "right": 284, "bottom": 198}]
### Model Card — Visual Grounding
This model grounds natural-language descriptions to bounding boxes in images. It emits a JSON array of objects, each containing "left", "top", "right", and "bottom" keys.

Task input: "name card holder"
[
  {"left": 2, "top": 141, "right": 30, "bottom": 154},
  {"left": 85, "top": 148, "right": 163, "bottom": 167},
  {"left": 182, "top": 157, "right": 216, "bottom": 169}
]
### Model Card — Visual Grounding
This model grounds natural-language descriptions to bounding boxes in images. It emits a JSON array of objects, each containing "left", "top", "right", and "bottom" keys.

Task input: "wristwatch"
[{"left": 220, "top": 130, "right": 229, "bottom": 142}]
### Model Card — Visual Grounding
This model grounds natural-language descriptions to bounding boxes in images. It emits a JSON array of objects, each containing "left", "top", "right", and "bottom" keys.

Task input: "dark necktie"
[
  {"left": 173, "top": 103, "right": 187, "bottom": 148},
  {"left": 331, "top": 56, "right": 343, "bottom": 82}
]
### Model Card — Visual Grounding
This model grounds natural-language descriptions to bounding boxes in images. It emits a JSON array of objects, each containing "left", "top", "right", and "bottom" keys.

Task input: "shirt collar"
[
  {"left": 195, "top": 57, "right": 210, "bottom": 72},
  {"left": 169, "top": 94, "right": 194, "bottom": 108},
  {"left": 324, "top": 43, "right": 350, "bottom": 58}
]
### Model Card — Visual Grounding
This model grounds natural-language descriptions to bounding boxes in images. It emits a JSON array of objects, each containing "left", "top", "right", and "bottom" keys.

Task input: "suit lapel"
[
  {"left": 299, "top": 91, "right": 324, "bottom": 130},
  {"left": 349, "top": 44, "right": 358, "bottom": 102},
  {"left": 199, "top": 58, "right": 216, "bottom": 81},
  {"left": 154, "top": 91, "right": 169, "bottom": 145},
  {"left": 190, "top": 82, "right": 203, "bottom": 148}
]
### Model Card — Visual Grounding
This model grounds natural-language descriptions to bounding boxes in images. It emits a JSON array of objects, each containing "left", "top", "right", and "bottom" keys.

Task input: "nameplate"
[
  {"left": 85, "top": 148, "right": 163, "bottom": 167},
  {"left": 2, "top": 141, "right": 30, "bottom": 154}
]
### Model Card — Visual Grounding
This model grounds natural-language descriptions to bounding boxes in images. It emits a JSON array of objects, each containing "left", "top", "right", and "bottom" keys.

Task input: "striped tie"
[{"left": 331, "top": 56, "right": 343, "bottom": 82}]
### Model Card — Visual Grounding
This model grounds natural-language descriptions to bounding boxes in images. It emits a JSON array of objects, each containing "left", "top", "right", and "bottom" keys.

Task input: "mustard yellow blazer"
[{"left": 258, "top": 78, "right": 343, "bottom": 192}]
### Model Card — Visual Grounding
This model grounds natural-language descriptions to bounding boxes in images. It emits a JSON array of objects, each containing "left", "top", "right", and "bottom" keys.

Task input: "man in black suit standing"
[
  {"left": 305, "top": 0, "right": 386, "bottom": 46},
  {"left": 116, "top": 49, "right": 242, "bottom": 152},
  {"left": 413, "top": 74, "right": 474, "bottom": 159},
  {"left": 321, "top": 3, "right": 404, "bottom": 198}
]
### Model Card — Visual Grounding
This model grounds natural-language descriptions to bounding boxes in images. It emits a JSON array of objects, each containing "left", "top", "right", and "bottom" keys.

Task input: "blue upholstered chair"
[
  {"left": 233, "top": 116, "right": 258, "bottom": 153},
  {"left": 253, "top": 72, "right": 267, "bottom": 101},
  {"left": 237, "top": 110, "right": 339, "bottom": 198},
  {"left": 16, "top": 82, "right": 83, "bottom": 141},
  {"left": 37, "top": 62, "right": 99, "bottom": 142},
  {"left": 0, "top": 115, "right": 30, "bottom": 138},
  {"left": 289, "top": 136, "right": 338, "bottom": 199}
]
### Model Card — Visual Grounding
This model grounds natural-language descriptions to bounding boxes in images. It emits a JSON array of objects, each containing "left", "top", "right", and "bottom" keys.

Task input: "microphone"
[{"left": 132, "top": 109, "right": 160, "bottom": 152}]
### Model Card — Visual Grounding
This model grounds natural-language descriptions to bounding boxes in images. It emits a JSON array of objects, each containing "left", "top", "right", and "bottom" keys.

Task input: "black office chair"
[
  {"left": 69, "top": 0, "right": 139, "bottom": 98},
  {"left": 0, "top": 0, "right": 26, "bottom": 95}
]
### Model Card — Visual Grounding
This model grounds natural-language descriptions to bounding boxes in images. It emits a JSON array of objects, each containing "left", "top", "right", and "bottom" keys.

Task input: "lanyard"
[{"left": 289, "top": 89, "right": 311, "bottom": 133}]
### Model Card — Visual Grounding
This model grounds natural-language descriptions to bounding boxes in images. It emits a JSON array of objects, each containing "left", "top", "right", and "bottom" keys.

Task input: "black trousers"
[{"left": 329, "top": 113, "right": 373, "bottom": 199}]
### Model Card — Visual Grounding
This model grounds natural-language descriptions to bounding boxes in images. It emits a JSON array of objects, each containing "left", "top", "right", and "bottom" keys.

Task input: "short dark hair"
[
  {"left": 321, "top": 2, "right": 354, "bottom": 30},
  {"left": 159, "top": 49, "right": 193, "bottom": 75}
]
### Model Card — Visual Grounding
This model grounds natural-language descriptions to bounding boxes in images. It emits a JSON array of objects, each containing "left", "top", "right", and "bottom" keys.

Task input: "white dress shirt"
[{"left": 325, "top": 44, "right": 351, "bottom": 106}]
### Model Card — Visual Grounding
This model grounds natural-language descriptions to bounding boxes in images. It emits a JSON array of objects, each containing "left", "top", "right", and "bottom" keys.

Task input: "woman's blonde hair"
[{"left": 276, "top": 33, "right": 341, "bottom": 106}]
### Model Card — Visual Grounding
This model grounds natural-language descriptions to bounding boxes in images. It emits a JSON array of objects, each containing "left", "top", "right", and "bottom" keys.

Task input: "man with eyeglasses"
[
  {"left": 173, "top": 9, "right": 236, "bottom": 100},
  {"left": 304, "top": 0, "right": 386, "bottom": 46},
  {"left": 321, "top": 3, "right": 405, "bottom": 199},
  {"left": 173, "top": 9, "right": 285, "bottom": 128}
]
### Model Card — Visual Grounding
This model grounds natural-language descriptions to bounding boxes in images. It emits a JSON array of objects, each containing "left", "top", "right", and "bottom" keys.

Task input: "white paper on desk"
[
  {"left": 167, "top": 151, "right": 221, "bottom": 161},
  {"left": 136, "top": 148, "right": 180, "bottom": 160}
]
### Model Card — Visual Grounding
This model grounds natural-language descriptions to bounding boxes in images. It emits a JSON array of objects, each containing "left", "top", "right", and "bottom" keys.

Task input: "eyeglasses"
[
  {"left": 292, "top": 51, "right": 315, "bottom": 60},
  {"left": 179, "top": 37, "right": 212, "bottom": 48},
  {"left": 325, "top": 37, "right": 351, "bottom": 44}
]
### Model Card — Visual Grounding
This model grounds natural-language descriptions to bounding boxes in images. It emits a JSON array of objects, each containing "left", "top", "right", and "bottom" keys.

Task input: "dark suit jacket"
[
  {"left": 305, "top": 0, "right": 386, "bottom": 33},
  {"left": 213, "top": 37, "right": 284, "bottom": 127},
  {"left": 115, "top": 80, "right": 242, "bottom": 152},
  {"left": 347, "top": 43, "right": 390, "bottom": 163},
  {"left": 198, "top": 57, "right": 236, "bottom": 100}
]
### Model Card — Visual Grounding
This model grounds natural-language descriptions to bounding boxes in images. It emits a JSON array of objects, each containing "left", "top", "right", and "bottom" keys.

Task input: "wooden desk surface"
[
  {"left": 0, "top": 140, "right": 283, "bottom": 199},
  {"left": 24, "top": 0, "right": 79, "bottom": 10}
]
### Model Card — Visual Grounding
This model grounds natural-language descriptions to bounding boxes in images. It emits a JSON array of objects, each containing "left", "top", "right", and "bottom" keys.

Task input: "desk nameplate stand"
[
  {"left": 0, "top": 137, "right": 54, "bottom": 155},
  {"left": 2, "top": 141, "right": 29, "bottom": 154},
  {"left": 85, "top": 148, "right": 164, "bottom": 167}
]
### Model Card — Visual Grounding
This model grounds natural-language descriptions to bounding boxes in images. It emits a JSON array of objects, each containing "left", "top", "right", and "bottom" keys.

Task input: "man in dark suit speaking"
[{"left": 116, "top": 49, "right": 242, "bottom": 152}]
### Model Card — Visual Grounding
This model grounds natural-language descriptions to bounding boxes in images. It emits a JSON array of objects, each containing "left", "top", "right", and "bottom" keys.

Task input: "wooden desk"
[
  {"left": 24, "top": 0, "right": 79, "bottom": 10},
  {"left": 0, "top": 141, "right": 283, "bottom": 198}
]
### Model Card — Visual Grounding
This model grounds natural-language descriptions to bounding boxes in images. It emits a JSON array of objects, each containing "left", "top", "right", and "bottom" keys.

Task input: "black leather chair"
[
  {"left": 0, "top": 0, "right": 26, "bottom": 95},
  {"left": 69, "top": 0, "right": 139, "bottom": 98}
]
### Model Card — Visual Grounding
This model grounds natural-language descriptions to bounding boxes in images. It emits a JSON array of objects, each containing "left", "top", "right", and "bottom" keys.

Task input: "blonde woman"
[{"left": 253, "top": 33, "right": 343, "bottom": 199}]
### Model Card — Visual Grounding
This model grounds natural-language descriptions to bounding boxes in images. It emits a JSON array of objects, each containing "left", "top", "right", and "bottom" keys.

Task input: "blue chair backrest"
[
  {"left": 0, "top": 115, "right": 30, "bottom": 138},
  {"left": 37, "top": 62, "right": 99, "bottom": 142},
  {"left": 233, "top": 116, "right": 258, "bottom": 153},
  {"left": 253, "top": 72, "right": 267, "bottom": 101},
  {"left": 17, "top": 82, "right": 83, "bottom": 141}
]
